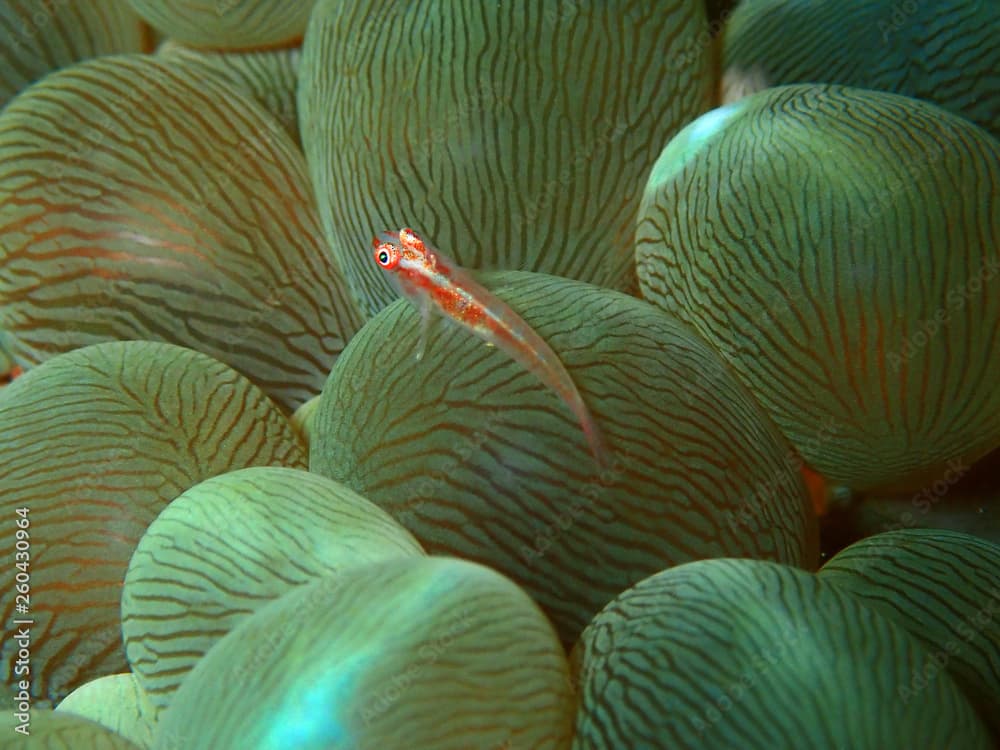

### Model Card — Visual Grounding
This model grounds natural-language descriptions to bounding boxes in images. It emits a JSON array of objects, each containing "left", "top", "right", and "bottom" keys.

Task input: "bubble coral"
[
  {"left": 637, "top": 84, "right": 1000, "bottom": 490},
  {"left": 0, "top": 341, "right": 305, "bottom": 706},
  {"left": 299, "top": 0, "right": 715, "bottom": 315},
  {"left": 571, "top": 558, "right": 992, "bottom": 749},
  {"left": 722, "top": 0, "right": 1000, "bottom": 140},
  {"left": 0, "top": 55, "right": 363, "bottom": 411},
  {"left": 312, "top": 271, "right": 817, "bottom": 644},
  {"left": 154, "top": 557, "right": 575, "bottom": 750},
  {"left": 122, "top": 466, "right": 424, "bottom": 715}
]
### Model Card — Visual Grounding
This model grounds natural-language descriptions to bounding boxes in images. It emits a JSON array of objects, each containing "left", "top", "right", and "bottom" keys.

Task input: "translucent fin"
[{"left": 415, "top": 297, "right": 433, "bottom": 362}]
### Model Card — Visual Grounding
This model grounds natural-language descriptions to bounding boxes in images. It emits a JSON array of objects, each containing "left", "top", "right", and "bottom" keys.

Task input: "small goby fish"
[{"left": 373, "top": 227, "right": 609, "bottom": 468}]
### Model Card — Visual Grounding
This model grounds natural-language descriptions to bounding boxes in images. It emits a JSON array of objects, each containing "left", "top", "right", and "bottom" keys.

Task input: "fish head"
[
  {"left": 373, "top": 228, "right": 436, "bottom": 274},
  {"left": 373, "top": 232, "right": 403, "bottom": 271}
]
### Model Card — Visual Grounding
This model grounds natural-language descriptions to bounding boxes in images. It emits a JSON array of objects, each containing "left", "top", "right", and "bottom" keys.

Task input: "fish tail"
[
  {"left": 582, "top": 417, "right": 612, "bottom": 471},
  {"left": 566, "top": 389, "right": 611, "bottom": 471}
]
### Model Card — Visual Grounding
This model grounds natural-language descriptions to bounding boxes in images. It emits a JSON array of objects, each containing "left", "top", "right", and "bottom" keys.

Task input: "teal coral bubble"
[
  {"left": 571, "top": 559, "right": 992, "bottom": 749},
  {"left": 0, "top": 341, "right": 306, "bottom": 707},
  {"left": 125, "top": 0, "right": 315, "bottom": 49},
  {"left": 0, "top": 0, "right": 145, "bottom": 110},
  {"left": 299, "top": 0, "right": 714, "bottom": 316},
  {"left": 0, "top": 55, "right": 363, "bottom": 411},
  {"left": 154, "top": 558, "right": 575, "bottom": 749},
  {"left": 311, "top": 270, "right": 817, "bottom": 645},
  {"left": 722, "top": 0, "right": 1000, "bottom": 139},
  {"left": 122, "top": 466, "right": 423, "bottom": 716},
  {"left": 637, "top": 84, "right": 1000, "bottom": 490},
  {"left": 820, "top": 529, "right": 1000, "bottom": 735}
]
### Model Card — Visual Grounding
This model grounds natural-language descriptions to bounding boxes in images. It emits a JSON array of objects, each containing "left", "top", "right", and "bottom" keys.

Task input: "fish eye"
[{"left": 373, "top": 242, "right": 400, "bottom": 269}]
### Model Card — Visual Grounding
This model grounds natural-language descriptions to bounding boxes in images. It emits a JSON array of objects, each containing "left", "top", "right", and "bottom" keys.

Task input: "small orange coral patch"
[
  {"left": 1, "top": 364, "right": 23, "bottom": 385},
  {"left": 801, "top": 463, "right": 829, "bottom": 517}
]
